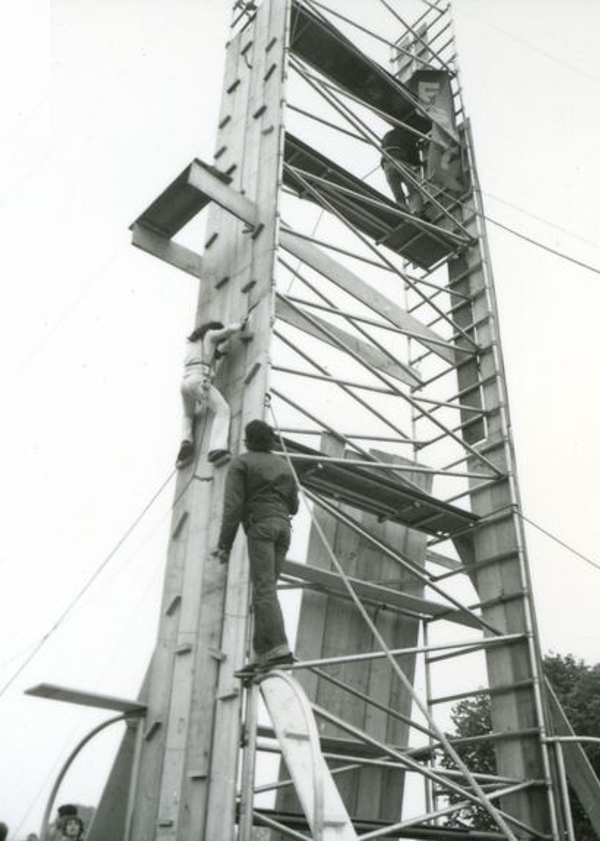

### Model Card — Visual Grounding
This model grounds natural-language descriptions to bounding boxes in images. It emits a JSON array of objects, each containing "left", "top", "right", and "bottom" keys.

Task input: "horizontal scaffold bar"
[
  {"left": 282, "top": 451, "right": 495, "bottom": 481},
  {"left": 251, "top": 807, "right": 510, "bottom": 841},
  {"left": 281, "top": 559, "right": 481, "bottom": 629}
]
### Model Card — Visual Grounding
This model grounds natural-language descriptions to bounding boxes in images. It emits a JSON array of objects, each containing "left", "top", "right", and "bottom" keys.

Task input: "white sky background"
[{"left": 1, "top": 0, "right": 600, "bottom": 834}]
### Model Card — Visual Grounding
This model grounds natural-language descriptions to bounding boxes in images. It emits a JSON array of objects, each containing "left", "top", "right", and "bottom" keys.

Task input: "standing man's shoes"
[{"left": 262, "top": 652, "right": 296, "bottom": 670}]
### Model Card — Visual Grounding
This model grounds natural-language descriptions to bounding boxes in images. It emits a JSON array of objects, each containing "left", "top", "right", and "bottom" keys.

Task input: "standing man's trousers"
[{"left": 246, "top": 516, "right": 292, "bottom": 661}]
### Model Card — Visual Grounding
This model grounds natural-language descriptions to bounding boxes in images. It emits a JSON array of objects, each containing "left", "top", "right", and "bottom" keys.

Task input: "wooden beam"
[
  {"left": 260, "top": 673, "right": 358, "bottom": 839},
  {"left": 280, "top": 228, "right": 456, "bottom": 365},
  {"left": 187, "top": 159, "right": 258, "bottom": 227},
  {"left": 131, "top": 223, "right": 205, "bottom": 279},
  {"left": 25, "top": 683, "right": 146, "bottom": 714},
  {"left": 425, "top": 549, "right": 462, "bottom": 571},
  {"left": 276, "top": 296, "right": 421, "bottom": 387}
]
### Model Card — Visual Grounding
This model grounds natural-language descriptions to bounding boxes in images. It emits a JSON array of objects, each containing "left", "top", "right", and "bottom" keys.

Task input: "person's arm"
[
  {"left": 289, "top": 476, "right": 299, "bottom": 516},
  {"left": 208, "top": 318, "right": 247, "bottom": 346},
  {"left": 216, "top": 458, "right": 247, "bottom": 556}
]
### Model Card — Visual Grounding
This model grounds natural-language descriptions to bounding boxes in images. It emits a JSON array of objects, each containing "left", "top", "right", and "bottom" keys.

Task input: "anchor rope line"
[
  {"left": 269, "top": 403, "right": 523, "bottom": 839},
  {"left": 516, "top": 510, "right": 600, "bottom": 576}
]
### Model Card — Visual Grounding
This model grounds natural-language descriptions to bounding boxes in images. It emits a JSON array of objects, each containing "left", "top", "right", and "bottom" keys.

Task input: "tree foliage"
[{"left": 440, "top": 653, "right": 600, "bottom": 837}]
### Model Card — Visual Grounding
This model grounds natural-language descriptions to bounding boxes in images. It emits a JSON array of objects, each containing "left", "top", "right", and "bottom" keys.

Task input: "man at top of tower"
[
  {"left": 381, "top": 124, "right": 424, "bottom": 216},
  {"left": 176, "top": 317, "right": 248, "bottom": 469},
  {"left": 213, "top": 420, "right": 299, "bottom": 671}
]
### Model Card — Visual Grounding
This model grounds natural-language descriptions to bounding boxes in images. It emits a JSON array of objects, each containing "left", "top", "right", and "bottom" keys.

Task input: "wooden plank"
[
  {"left": 25, "top": 683, "right": 145, "bottom": 714},
  {"left": 261, "top": 673, "right": 358, "bottom": 840},
  {"left": 360, "top": 459, "right": 431, "bottom": 822},
  {"left": 426, "top": 549, "right": 463, "bottom": 570},
  {"left": 282, "top": 560, "right": 478, "bottom": 629},
  {"left": 276, "top": 297, "right": 421, "bottom": 387},
  {"left": 280, "top": 228, "right": 456, "bottom": 365},
  {"left": 131, "top": 223, "right": 205, "bottom": 279},
  {"left": 132, "top": 161, "right": 211, "bottom": 237},
  {"left": 187, "top": 159, "right": 258, "bottom": 226},
  {"left": 278, "top": 450, "right": 431, "bottom": 826},
  {"left": 289, "top": 1, "right": 427, "bottom": 130},
  {"left": 294, "top": 435, "right": 345, "bottom": 702}
]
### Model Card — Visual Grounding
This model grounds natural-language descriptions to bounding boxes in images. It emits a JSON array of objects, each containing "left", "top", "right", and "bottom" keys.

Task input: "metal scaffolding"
[{"left": 80, "top": 1, "right": 600, "bottom": 839}]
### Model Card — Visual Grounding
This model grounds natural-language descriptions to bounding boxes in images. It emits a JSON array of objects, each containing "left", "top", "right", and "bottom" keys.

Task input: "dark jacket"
[
  {"left": 218, "top": 451, "right": 299, "bottom": 551},
  {"left": 381, "top": 127, "right": 420, "bottom": 168}
]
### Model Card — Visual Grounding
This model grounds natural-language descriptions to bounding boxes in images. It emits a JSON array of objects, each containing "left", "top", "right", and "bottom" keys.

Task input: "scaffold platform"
[
  {"left": 289, "top": 0, "right": 430, "bottom": 134},
  {"left": 284, "top": 133, "right": 461, "bottom": 269},
  {"left": 280, "top": 436, "right": 478, "bottom": 537}
]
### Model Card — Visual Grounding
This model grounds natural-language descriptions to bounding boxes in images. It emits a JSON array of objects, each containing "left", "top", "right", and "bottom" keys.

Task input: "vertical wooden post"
[
  {"left": 447, "top": 121, "right": 557, "bottom": 833},
  {"left": 121, "top": 3, "right": 292, "bottom": 840}
]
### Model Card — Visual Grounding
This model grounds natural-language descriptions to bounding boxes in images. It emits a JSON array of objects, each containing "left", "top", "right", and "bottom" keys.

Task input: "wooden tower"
[{"left": 83, "top": 1, "right": 600, "bottom": 839}]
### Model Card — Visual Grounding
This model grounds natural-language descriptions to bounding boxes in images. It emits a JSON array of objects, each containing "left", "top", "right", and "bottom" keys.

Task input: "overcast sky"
[{"left": 1, "top": 0, "right": 599, "bottom": 835}]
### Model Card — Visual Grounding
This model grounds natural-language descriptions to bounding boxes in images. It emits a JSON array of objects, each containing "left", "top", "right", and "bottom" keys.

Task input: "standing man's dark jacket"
[{"left": 218, "top": 451, "right": 299, "bottom": 552}]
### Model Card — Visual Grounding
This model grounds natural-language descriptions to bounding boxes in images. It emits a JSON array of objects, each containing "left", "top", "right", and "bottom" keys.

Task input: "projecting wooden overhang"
[
  {"left": 130, "top": 148, "right": 465, "bottom": 277},
  {"left": 283, "top": 133, "right": 461, "bottom": 270},
  {"left": 133, "top": 160, "right": 228, "bottom": 237},
  {"left": 280, "top": 437, "right": 478, "bottom": 538}
]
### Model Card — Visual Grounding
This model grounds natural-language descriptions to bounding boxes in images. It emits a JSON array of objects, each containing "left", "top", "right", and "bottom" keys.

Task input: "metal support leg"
[{"left": 239, "top": 683, "right": 259, "bottom": 841}]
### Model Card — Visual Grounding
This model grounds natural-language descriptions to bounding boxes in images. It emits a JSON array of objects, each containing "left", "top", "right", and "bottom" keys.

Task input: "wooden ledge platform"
[{"left": 131, "top": 159, "right": 233, "bottom": 238}]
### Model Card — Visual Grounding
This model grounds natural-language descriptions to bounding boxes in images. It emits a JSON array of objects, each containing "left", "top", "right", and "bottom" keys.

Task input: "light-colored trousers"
[{"left": 180, "top": 374, "right": 230, "bottom": 455}]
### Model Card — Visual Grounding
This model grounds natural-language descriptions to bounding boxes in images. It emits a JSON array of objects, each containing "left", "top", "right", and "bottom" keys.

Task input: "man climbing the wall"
[
  {"left": 212, "top": 420, "right": 298, "bottom": 671},
  {"left": 176, "top": 316, "right": 249, "bottom": 469}
]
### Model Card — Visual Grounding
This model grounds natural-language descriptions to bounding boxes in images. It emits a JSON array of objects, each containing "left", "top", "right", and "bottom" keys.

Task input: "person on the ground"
[
  {"left": 48, "top": 806, "right": 80, "bottom": 841},
  {"left": 0, "top": 822, "right": 8, "bottom": 841},
  {"left": 381, "top": 125, "right": 424, "bottom": 216},
  {"left": 213, "top": 420, "right": 299, "bottom": 670},
  {"left": 176, "top": 317, "right": 248, "bottom": 469},
  {"left": 59, "top": 818, "right": 84, "bottom": 841}
]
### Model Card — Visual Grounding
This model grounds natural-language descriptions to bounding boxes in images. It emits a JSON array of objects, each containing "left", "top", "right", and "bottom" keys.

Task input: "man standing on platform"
[
  {"left": 381, "top": 124, "right": 424, "bottom": 216},
  {"left": 212, "top": 420, "right": 298, "bottom": 671}
]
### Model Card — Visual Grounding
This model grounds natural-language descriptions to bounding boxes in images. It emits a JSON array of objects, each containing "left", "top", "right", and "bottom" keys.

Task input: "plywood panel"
[{"left": 276, "top": 443, "right": 431, "bottom": 825}]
